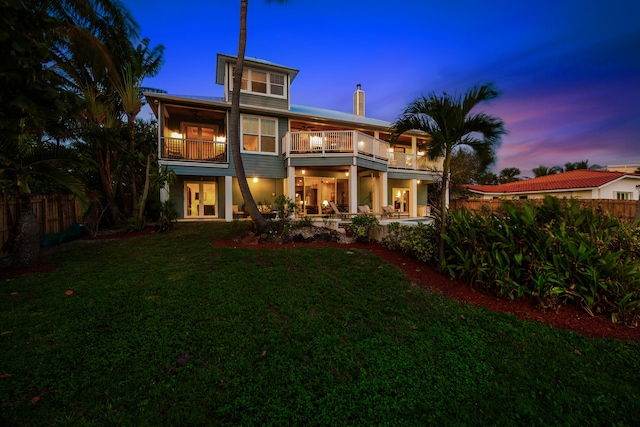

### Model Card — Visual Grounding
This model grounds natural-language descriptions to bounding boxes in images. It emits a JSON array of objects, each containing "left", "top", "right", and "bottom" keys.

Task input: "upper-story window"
[
  {"left": 242, "top": 115, "right": 277, "bottom": 154},
  {"left": 234, "top": 67, "right": 286, "bottom": 98}
]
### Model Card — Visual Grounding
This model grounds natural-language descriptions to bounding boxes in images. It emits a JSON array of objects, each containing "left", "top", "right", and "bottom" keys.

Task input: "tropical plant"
[
  {"left": 389, "top": 83, "right": 506, "bottom": 268},
  {"left": 564, "top": 160, "right": 603, "bottom": 171},
  {"left": 0, "top": 139, "right": 88, "bottom": 268},
  {"left": 532, "top": 165, "right": 563, "bottom": 177},
  {"left": 111, "top": 38, "right": 165, "bottom": 217},
  {"left": 442, "top": 197, "right": 640, "bottom": 325},
  {"left": 498, "top": 167, "right": 521, "bottom": 183}
]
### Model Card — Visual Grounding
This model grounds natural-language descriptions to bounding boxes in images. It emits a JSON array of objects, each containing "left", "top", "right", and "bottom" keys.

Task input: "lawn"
[{"left": 1, "top": 222, "right": 639, "bottom": 426}]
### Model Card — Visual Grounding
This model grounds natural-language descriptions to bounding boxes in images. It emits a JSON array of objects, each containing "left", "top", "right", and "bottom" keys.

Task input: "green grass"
[{"left": 1, "top": 222, "right": 639, "bottom": 426}]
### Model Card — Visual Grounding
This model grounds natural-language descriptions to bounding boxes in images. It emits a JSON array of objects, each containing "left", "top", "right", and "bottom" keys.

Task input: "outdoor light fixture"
[
  {"left": 345, "top": 172, "right": 349, "bottom": 177},
  {"left": 417, "top": 180, "right": 421, "bottom": 184},
  {"left": 302, "top": 169, "right": 306, "bottom": 175},
  {"left": 253, "top": 177, "right": 259, "bottom": 183}
]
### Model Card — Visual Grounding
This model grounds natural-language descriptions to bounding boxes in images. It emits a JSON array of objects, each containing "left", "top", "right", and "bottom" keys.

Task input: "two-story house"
[{"left": 144, "top": 54, "right": 443, "bottom": 221}]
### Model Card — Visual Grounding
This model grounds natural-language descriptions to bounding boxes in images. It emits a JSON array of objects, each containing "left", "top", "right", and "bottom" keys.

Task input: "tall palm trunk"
[
  {"left": 439, "top": 148, "right": 452, "bottom": 270},
  {"left": 12, "top": 194, "right": 40, "bottom": 269},
  {"left": 96, "top": 144, "right": 123, "bottom": 222},
  {"left": 128, "top": 118, "right": 138, "bottom": 214},
  {"left": 229, "top": 0, "right": 268, "bottom": 233}
]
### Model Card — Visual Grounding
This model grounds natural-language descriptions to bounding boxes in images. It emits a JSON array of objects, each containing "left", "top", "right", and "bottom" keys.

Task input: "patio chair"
[
  {"left": 329, "top": 201, "right": 358, "bottom": 219},
  {"left": 382, "top": 205, "right": 410, "bottom": 218},
  {"left": 358, "top": 205, "right": 384, "bottom": 218}
]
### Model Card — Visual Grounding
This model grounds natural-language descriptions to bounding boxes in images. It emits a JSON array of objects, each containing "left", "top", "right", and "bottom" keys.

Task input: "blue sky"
[{"left": 125, "top": 0, "right": 640, "bottom": 176}]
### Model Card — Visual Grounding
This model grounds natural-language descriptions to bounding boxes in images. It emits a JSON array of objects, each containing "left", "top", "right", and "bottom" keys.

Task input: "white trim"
[{"left": 158, "top": 160, "right": 229, "bottom": 169}]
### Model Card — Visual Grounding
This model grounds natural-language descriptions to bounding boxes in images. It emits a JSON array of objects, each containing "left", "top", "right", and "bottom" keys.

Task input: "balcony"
[
  {"left": 390, "top": 152, "right": 444, "bottom": 172},
  {"left": 160, "top": 137, "right": 228, "bottom": 163},
  {"left": 284, "top": 130, "right": 389, "bottom": 161}
]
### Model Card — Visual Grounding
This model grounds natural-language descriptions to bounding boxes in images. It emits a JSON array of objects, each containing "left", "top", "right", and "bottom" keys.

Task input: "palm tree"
[
  {"left": 390, "top": 83, "right": 505, "bottom": 268},
  {"left": 229, "top": 0, "right": 269, "bottom": 232},
  {"left": 0, "top": 139, "right": 88, "bottom": 268},
  {"left": 532, "top": 165, "right": 563, "bottom": 177},
  {"left": 564, "top": 160, "right": 603, "bottom": 171},
  {"left": 112, "top": 38, "right": 165, "bottom": 218},
  {"left": 498, "top": 167, "right": 521, "bottom": 184}
]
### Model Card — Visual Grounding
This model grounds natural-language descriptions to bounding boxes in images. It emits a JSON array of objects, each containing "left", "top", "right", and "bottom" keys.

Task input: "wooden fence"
[
  {"left": 1, "top": 195, "right": 83, "bottom": 258},
  {"left": 449, "top": 199, "right": 638, "bottom": 222}
]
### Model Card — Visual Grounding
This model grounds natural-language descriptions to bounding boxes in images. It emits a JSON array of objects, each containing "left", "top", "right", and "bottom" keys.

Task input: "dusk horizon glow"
[{"left": 125, "top": 0, "right": 640, "bottom": 176}]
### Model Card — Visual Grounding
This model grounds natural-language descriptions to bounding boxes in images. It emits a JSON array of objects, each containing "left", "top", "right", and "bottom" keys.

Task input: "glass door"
[
  {"left": 392, "top": 187, "right": 410, "bottom": 213},
  {"left": 185, "top": 182, "right": 217, "bottom": 218},
  {"left": 296, "top": 176, "right": 338, "bottom": 215}
]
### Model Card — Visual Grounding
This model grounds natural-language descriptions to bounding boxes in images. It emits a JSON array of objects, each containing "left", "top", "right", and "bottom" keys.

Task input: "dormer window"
[{"left": 233, "top": 67, "right": 286, "bottom": 98}]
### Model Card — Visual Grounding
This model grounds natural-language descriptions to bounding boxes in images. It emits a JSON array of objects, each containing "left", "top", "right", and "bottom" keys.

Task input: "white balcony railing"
[
  {"left": 161, "top": 137, "right": 227, "bottom": 162},
  {"left": 285, "top": 130, "right": 389, "bottom": 161}
]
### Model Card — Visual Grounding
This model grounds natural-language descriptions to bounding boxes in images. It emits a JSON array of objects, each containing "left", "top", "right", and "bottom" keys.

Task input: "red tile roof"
[{"left": 467, "top": 170, "right": 636, "bottom": 194}]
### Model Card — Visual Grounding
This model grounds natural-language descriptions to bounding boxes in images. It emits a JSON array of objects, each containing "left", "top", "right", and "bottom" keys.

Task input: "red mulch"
[{"left": 212, "top": 239, "right": 640, "bottom": 342}]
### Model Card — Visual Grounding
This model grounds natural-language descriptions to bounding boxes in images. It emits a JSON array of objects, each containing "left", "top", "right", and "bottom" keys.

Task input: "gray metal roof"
[{"left": 289, "top": 104, "right": 391, "bottom": 128}]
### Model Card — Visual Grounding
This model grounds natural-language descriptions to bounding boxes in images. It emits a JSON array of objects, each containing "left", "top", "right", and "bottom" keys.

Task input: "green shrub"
[
  {"left": 347, "top": 215, "right": 379, "bottom": 243},
  {"left": 442, "top": 196, "right": 640, "bottom": 325},
  {"left": 274, "top": 194, "right": 297, "bottom": 221},
  {"left": 382, "top": 222, "right": 439, "bottom": 263},
  {"left": 294, "top": 215, "right": 313, "bottom": 228}
]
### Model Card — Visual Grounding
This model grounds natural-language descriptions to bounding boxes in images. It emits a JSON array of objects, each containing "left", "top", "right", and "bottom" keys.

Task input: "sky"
[{"left": 123, "top": 0, "right": 640, "bottom": 177}]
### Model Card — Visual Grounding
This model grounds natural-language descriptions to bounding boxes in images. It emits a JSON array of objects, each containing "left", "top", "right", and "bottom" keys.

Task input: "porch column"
[
  {"left": 157, "top": 101, "right": 163, "bottom": 159},
  {"left": 349, "top": 164, "right": 358, "bottom": 213},
  {"left": 287, "top": 166, "right": 296, "bottom": 200},
  {"left": 224, "top": 175, "right": 233, "bottom": 222},
  {"left": 371, "top": 174, "right": 378, "bottom": 211},
  {"left": 411, "top": 179, "right": 418, "bottom": 217},
  {"left": 380, "top": 172, "right": 388, "bottom": 208},
  {"left": 160, "top": 182, "right": 169, "bottom": 204},
  {"left": 412, "top": 136, "right": 417, "bottom": 170}
]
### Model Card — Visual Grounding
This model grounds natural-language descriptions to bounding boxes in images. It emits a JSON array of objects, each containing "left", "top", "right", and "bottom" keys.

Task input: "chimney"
[{"left": 353, "top": 84, "right": 365, "bottom": 116}]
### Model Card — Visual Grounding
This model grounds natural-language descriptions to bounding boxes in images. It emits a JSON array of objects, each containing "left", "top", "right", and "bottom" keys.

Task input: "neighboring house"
[
  {"left": 144, "top": 54, "right": 442, "bottom": 221},
  {"left": 466, "top": 170, "right": 640, "bottom": 200}
]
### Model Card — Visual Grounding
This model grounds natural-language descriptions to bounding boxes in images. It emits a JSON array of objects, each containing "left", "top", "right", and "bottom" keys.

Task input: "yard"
[{"left": 1, "top": 222, "right": 639, "bottom": 425}]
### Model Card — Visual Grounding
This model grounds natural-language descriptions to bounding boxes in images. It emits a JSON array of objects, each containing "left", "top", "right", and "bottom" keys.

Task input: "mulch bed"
[{"left": 213, "top": 239, "right": 640, "bottom": 342}]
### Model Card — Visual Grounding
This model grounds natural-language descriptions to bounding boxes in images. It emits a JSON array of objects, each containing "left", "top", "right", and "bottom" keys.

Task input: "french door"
[{"left": 185, "top": 182, "right": 217, "bottom": 218}]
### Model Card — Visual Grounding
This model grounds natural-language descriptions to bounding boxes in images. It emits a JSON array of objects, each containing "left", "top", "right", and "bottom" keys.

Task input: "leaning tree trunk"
[
  {"left": 229, "top": 0, "right": 268, "bottom": 233},
  {"left": 12, "top": 194, "right": 40, "bottom": 269}
]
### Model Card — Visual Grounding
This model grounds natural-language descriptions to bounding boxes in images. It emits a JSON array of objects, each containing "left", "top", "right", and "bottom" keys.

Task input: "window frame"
[
  {"left": 240, "top": 114, "right": 279, "bottom": 155},
  {"left": 616, "top": 192, "right": 632, "bottom": 200},
  {"left": 232, "top": 66, "right": 287, "bottom": 99}
]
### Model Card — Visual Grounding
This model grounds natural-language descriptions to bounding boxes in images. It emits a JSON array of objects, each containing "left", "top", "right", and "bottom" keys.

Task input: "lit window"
[
  {"left": 232, "top": 67, "right": 286, "bottom": 97},
  {"left": 242, "top": 115, "right": 277, "bottom": 154},
  {"left": 270, "top": 74, "right": 284, "bottom": 96},
  {"left": 251, "top": 71, "right": 267, "bottom": 93}
]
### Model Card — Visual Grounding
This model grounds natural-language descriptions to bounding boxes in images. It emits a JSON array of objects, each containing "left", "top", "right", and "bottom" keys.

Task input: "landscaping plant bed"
[{"left": 213, "top": 238, "right": 640, "bottom": 342}]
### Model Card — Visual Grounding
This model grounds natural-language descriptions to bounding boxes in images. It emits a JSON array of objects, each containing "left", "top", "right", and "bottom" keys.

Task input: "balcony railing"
[
  {"left": 285, "top": 130, "right": 389, "bottom": 161},
  {"left": 160, "top": 137, "right": 227, "bottom": 162}
]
